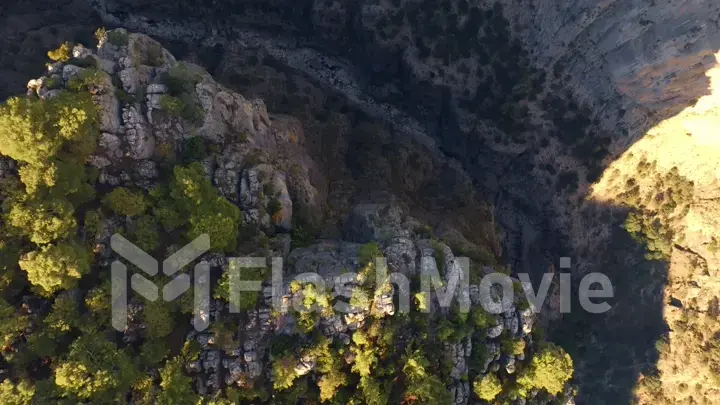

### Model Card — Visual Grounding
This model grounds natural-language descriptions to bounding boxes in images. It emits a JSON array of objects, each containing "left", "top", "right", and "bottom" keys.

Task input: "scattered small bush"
[
  {"left": 94, "top": 27, "right": 107, "bottom": 45},
  {"left": 107, "top": 30, "right": 129, "bottom": 47},
  {"left": 48, "top": 42, "right": 73, "bottom": 62},
  {"left": 159, "top": 94, "right": 204, "bottom": 124},
  {"left": 44, "top": 76, "right": 62, "bottom": 90}
]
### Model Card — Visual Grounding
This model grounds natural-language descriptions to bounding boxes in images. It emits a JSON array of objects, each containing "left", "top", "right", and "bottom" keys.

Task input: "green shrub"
[
  {"left": 83, "top": 209, "right": 103, "bottom": 240},
  {"left": 67, "top": 69, "right": 106, "bottom": 92},
  {"left": 501, "top": 338, "right": 526, "bottom": 356},
  {"left": 160, "top": 94, "right": 204, "bottom": 124},
  {"left": 358, "top": 242, "right": 382, "bottom": 267},
  {"left": 44, "top": 76, "right": 62, "bottom": 90},
  {"left": 107, "top": 30, "right": 129, "bottom": 47},
  {"left": 0, "top": 379, "right": 35, "bottom": 405},
  {"left": 54, "top": 333, "right": 137, "bottom": 402},
  {"left": 139, "top": 339, "right": 169, "bottom": 366},
  {"left": 145, "top": 43, "right": 165, "bottom": 66},
  {"left": 431, "top": 240, "right": 446, "bottom": 274},
  {"left": 129, "top": 216, "right": 160, "bottom": 252},
  {"left": 214, "top": 265, "right": 264, "bottom": 311},
  {"left": 272, "top": 354, "right": 300, "bottom": 390},
  {"left": 181, "top": 136, "right": 207, "bottom": 162},
  {"left": 153, "top": 206, "right": 186, "bottom": 232},
  {"left": 162, "top": 64, "right": 199, "bottom": 95},
  {"left": 48, "top": 42, "right": 72, "bottom": 62},
  {"left": 143, "top": 300, "right": 173, "bottom": 339},
  {"left": 170, "top": 163, "right": 241, "bottom": 252},
  {"left": 0, "top": 298, "right": 31, "bottom": 347},
  {"left": 103, "top": 187, "right": 147, "bottom": 217},
  {"left": 115, "top": 88, "right": 135, "bottom": 104}
]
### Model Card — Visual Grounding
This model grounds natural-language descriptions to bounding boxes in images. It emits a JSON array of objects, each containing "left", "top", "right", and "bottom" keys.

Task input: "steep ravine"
[{"left": 87, "top": 3, "right": 568, "bottom": 279}]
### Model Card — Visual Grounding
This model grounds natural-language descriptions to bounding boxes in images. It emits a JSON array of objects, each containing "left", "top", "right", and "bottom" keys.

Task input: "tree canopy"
[{"left": 19, "top": 242, "right": 89, "bottom": 295}]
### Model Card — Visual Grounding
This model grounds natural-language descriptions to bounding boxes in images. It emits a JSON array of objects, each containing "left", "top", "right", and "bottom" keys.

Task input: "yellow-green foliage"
[
  {"left": 66, "top": 69, "right": 106, "bottom": 92},
  {"left": 0, "top": 93, "right": 97, "bottom": 166},
  {"left": 272, "top": 354, "right": 299, "bottom": 390},
  {"left": 159, "top": 94, "right": 185, "bottom": 115},
  {"left": 305, "top": 338, "right": 347, "bottom": 402},
  {"left": 44, "top": 293, "right": 82, "bottom": 333},
  {"left": 54, "top": 334, "right": 137, "bottom": 402},
  {"left": 47, "top": 42, "right": 72, "bottom": 62},
  {"left": 94, "top": 28, "right": 108, "bottom": 45},
  {"left": 620, "top": 161, "right": 694, "bottom": 260},
  {"left": 473, "top": 373, "right": 503, "bottom": 401},
  {"left": 170, "top": 163, "right": 241, "bottom": 252},
  {"left": 502, "top": 338, "right": 526, "bottom": 356},
  {"left": 401, "top": 350, "right": 453, "bottom": 404},
  {"left": 516, "top": 342, "right": 573, "bottom": 396},
  {"left": 0, "top": 379, "right": 35, "bottom": 405},
  {"left": 19, "top": 242, "right": 89, "bottom": 295},
  {"left": 7, "top": 198, "right": 77, "bottom": 245}
]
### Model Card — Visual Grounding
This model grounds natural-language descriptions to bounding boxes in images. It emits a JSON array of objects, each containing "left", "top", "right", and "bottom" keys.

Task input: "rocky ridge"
[{"left": 17, "top": 30, "right": 575, "bottom": 404}]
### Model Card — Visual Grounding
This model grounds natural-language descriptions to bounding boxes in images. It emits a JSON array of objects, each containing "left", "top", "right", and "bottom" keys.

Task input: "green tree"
[
  {"left": 170, "top": 163, "right": 241, "bottom": 251},
  {"left": 214, "top": 264, "right": 264, "bottom": 311},
  {"left": 139, "top": 339, "right": 170, "bottom": 366},
  {"left": 54, "top": 334, "right": 137, "bottom": 403},
  {"left": 401, "top": 351, "right": 452, "bottom": 404},
  {"left": 186, "top": 197, "right": 240, "bottom": 252},
  {"left": 0, "top": 94, "right": 97, "bottom": 166},
  {"left": 516, "top": 342, "right": 573, "bottom": 396},
  {"left": 473, "top": 373, "right": 503, "bottom": 401},
  {"left": 272, "top": 354, "right": 299, "bottom": 390},
  {"left": 83, "top": 282, "right": 111, "bottom": 332},
  {"left": 358, "top": 376, "right": 391, "bottom": 405},
  {"left": 0, "top": 298, "right": 30, "bottom": 347},
  {"left": 156, "top": 356, "right": 199, "bottom": 405},
  {"left": 0, "top": 379, "right": 35, "bottom": 405},
  {"left": 44, "top": 292, "right": 83, "bottom": 333},
  {"left": 6, "top": 197, "right": 76, "bottom": 244},
  {"left": 103, "top": 187, "right": 148, "bottom": 217},
  {"left": 19, "top": 242, "right": 89, "bottom": 295},
  {"left": 129, "top": 215, "right": 160, "bottom": 252},
  {"left": 143, "top": 300, "right": 173, "bottom": 339},
  {"left": 305, "top": 338, "right": 348, "bottom": 402}
]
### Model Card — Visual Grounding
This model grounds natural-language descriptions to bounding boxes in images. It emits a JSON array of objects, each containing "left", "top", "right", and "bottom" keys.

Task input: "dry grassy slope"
[{"left": 588, "top": 52, "right": 720, "bottom": 405}]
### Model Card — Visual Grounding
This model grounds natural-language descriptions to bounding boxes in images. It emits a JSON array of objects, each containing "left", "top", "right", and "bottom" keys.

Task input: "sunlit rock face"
[
  {"left": 501, "top": 0, "right": 720, "bottom": 137},
  {"left": 588, "top": 52, "right": 720, "bottom": 405}
]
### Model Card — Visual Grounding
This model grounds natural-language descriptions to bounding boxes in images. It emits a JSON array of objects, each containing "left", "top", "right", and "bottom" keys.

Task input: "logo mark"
[{"left": 111, "top": 234, "right": 211, "bottom": 332}]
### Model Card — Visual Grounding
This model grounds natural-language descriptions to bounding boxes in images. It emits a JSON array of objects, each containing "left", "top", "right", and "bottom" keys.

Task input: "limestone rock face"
[{"left": 500, "top": 0, "right": 720, "bottom": 135}]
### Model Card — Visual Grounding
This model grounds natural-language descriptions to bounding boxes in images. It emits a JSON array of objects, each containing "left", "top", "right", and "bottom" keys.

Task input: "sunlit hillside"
[{"left": 590, "top": 52, "right": 720, "bottom": 405}]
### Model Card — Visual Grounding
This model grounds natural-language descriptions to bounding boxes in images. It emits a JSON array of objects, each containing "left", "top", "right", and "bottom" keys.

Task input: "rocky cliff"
[{"left": 0, "top": 30, "right": 577, "bottom": 405}]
